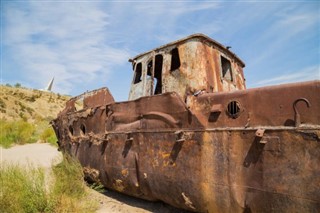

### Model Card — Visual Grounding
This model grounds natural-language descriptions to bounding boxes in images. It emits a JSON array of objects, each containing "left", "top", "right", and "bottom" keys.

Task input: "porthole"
[
  {"left": 227, "top": 101, "right": 241, "bottom": 119},
  {"left": 80, "top": 124, "right": 86, "bottom": 135},
  {"left": 69, "top": 126, "right": 74, "bottom": 136}
]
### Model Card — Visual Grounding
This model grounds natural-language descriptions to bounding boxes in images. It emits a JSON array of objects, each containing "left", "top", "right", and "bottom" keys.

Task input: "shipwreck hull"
[
  {"left": 52, "top": 81, "right": 320, "bottom": 212},
  {"left": 63, "top": 129, "right": 319, "bottom": 212}
]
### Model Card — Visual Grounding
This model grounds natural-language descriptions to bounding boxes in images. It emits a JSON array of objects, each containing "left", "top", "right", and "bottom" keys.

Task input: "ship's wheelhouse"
[{"left": 128, "top": 34, "right": 246, "bottom": 101}]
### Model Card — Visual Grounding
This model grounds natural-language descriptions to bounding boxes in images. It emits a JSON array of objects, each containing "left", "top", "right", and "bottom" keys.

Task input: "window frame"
[
  {"left": 133, "top": 62, "right": 143, "bottom": 84},
  {"left": 220, "top": 54, "right": 233, "bottom": 82},
  {"left": 170, "top": 47, "right": 181, "bottom": 72}
]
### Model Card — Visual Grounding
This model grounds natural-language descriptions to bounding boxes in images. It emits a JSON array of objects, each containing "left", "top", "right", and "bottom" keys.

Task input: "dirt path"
[
  {"left": 0, "top": 143, "right": 62, "bottom": 168},
  {"left": 0, "top": 143, "right": 188, "bottom": 213},
  {"left": 90, "top": 189, "right": 188, "bottom": 213}
]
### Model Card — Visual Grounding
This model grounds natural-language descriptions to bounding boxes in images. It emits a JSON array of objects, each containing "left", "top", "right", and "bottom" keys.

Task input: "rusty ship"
[{"left": 52, "top": 34, "right": 320, "bottom": 212}]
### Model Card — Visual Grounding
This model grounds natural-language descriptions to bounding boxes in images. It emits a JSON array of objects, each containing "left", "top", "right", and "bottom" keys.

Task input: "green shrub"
[
  {"left": 40, "top": 127, "right": 57, "bottom": 146},
  {"left": 52, "top": 154, "right": 97, "bottom": 212},
  {"left": 14, "top": 83, "right": 21, "bottom": 88},
  {"left": 0, "top": 158, "right": 97, "bottom": 213},
  {"left": 0, "top": 164, "right": 51, "bottom": 213},
  {"left": 52, "top": 155, "right": 86, "bottom": 199},
  {"left": 0, "top": 119, "right": 60, "bottom": 148},
  {"left": 0, "top": 119, "right": 37, "bottom": 148}
]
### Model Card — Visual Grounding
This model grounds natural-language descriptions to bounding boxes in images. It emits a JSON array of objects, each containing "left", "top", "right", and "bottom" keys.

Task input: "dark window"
[
  {"left": 134, "top": 63, "right": 142, "bottom": 84},
  {"left": 170, "top": 47, "right": 181, "bottom": 71},
  {"left": 147, "top": 60, "right": 153, "bottom": 79},
  {"left": 154, "top": 54, "right": 163, "bottom": 94},
  {"left": 80, "top": 124, "right": 86, "bottom": 135},
  {"left": 221, "top": 56, "right": 233, "bottom": 81},
  {"left": 69, "top": 126, "right": 74, "bottom": 136}
]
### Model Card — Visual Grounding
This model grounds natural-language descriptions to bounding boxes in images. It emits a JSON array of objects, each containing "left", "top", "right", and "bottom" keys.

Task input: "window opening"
[
  {"left": 147, "top": 60, "right": 153, "bottom": 80},
  {"left": 134, "top": 63, "right": 142, "bottom": 84},
  {"left": 80, "top": 124, "right": 86, "bottom": 135},
  {"left": 170, "top": 47, "right": 181, "bottom": 71},
  {"left": 69, "top": 126, "right": 74, "bottom": 136},
  {"left": 221, "top": 56, "right": 233, "bottom": 81},
  {"left": 154, "top": 54, "right": 163, "bottom": 94}
]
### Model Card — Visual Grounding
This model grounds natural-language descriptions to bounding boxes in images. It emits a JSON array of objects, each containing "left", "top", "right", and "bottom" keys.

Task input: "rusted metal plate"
[
  {"left": 52, "top": 34, "right": 320, "bottom": 212},
  {"left": 189, "top": 80, "right": 320, "bottom": 128}
]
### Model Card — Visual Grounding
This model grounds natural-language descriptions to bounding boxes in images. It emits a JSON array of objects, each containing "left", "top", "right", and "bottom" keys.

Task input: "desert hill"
[
  {"left": 0, "top": 84, "right": 72, "bottom": 147},
  {"left": 0, "top": 84, "right": 70, "bottom": 122}
]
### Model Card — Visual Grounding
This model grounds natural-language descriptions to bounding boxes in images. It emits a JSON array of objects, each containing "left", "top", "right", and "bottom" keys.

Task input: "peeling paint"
[{"left": 182, "top": 192, "right": 196, "bottom": 210}]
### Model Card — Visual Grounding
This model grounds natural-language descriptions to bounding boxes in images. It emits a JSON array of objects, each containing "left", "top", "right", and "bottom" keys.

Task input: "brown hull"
[{"left": 52, "top": 81, "right": 320, "bottom": 212}]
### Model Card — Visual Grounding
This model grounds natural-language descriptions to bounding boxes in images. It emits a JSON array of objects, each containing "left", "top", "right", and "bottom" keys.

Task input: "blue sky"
[{"left": 1, "top": 1, "right": 319, "bottom": 101}]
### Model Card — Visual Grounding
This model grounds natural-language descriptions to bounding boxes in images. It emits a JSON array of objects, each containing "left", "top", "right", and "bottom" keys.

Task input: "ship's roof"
[{"left": 130, "top": 33, "right": 245, "bottom": 67}]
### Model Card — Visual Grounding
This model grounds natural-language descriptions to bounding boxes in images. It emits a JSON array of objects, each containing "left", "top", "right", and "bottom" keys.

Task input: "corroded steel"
[{"left": 52, "top": 34, "right": 320, "bottom": 212}]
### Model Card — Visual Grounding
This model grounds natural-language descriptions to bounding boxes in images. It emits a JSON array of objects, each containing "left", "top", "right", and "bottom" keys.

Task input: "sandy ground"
[
  {"left": 0, "top": 143, "right": 189, "bottom": 213},
  {"left": 1, "top": 143, "right": 62, "bottom": 168}
]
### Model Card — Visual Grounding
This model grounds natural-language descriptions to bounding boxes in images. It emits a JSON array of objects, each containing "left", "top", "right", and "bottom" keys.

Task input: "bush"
[
  {"left": 0, "top": 119, "right": 59, "bottom": 148},
  {"left": 0, "top": 164, "right": 51, "bottom": 212},
  {"left": 52, "top": 155, "right": 86, "bottom": 199},
  {"left": 0, "top": 119, "right": 37, "bottom": 148},
  {"left": 0, "top": 157, "right": 97, "bottom": 213},
  {"left": 14, "top": 83, "right": 21, "bottom": 88},
  {"left": 40, "top": 127, "right": 57, "bottom": 146},
  {"left": 51, "top": 155, "right": 98, "bottom": 212}
]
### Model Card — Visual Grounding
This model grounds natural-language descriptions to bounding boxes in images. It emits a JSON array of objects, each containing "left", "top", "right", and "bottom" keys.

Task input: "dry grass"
[
  {"left": 0, "top": 155, "right": 98, "bottom": 213},
  {"left": 0, "top": 84, "right": 69, "bottom": 123}
]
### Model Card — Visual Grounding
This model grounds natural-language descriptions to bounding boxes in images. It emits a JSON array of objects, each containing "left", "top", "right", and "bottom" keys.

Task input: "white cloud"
[
  {"left": 135, "top": 2, "right": 219, "bottom": 15},
  {"left": 3, "top": 1, "right": 130, "bottom": 95},
  {"left": 251, "top": 65, "right": 320, "bottom": 87},
  {"left": 104, "top": 1, "right": 221, "bottom": 47}
]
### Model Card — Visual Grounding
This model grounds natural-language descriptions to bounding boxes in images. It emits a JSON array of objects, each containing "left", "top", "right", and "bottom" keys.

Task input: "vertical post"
[{"left": 151, "top": 51, "right": 156, "bottom": 95}]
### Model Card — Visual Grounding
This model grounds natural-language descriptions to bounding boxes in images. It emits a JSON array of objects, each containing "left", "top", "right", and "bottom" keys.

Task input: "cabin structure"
[{"left": 128, "top": 34, "right": 246, "bottom": 101}]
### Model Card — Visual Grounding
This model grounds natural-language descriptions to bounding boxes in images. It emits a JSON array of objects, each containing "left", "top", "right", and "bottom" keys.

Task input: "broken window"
[
  {"left": 170, "top": 47, "right": 181, "bottom": 71},
  {"left": 134, "top": 63, "right": 142, "bottom": 84},
  {"left": 147, "top": 60, "right": 153, "bottom": 80},
  {"left": 221, "top": 56, "right": 233, "bottom": 81},
  {"left": 154, "top": 54, "right": 163, "bottom": 94},
  {"left": 80, "top": 124, "right": 86, "bottom": 135}
]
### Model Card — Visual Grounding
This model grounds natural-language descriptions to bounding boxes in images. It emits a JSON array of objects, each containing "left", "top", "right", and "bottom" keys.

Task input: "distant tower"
[{"left": 45, "top": 77, "right": 54, "bottom": 91}]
